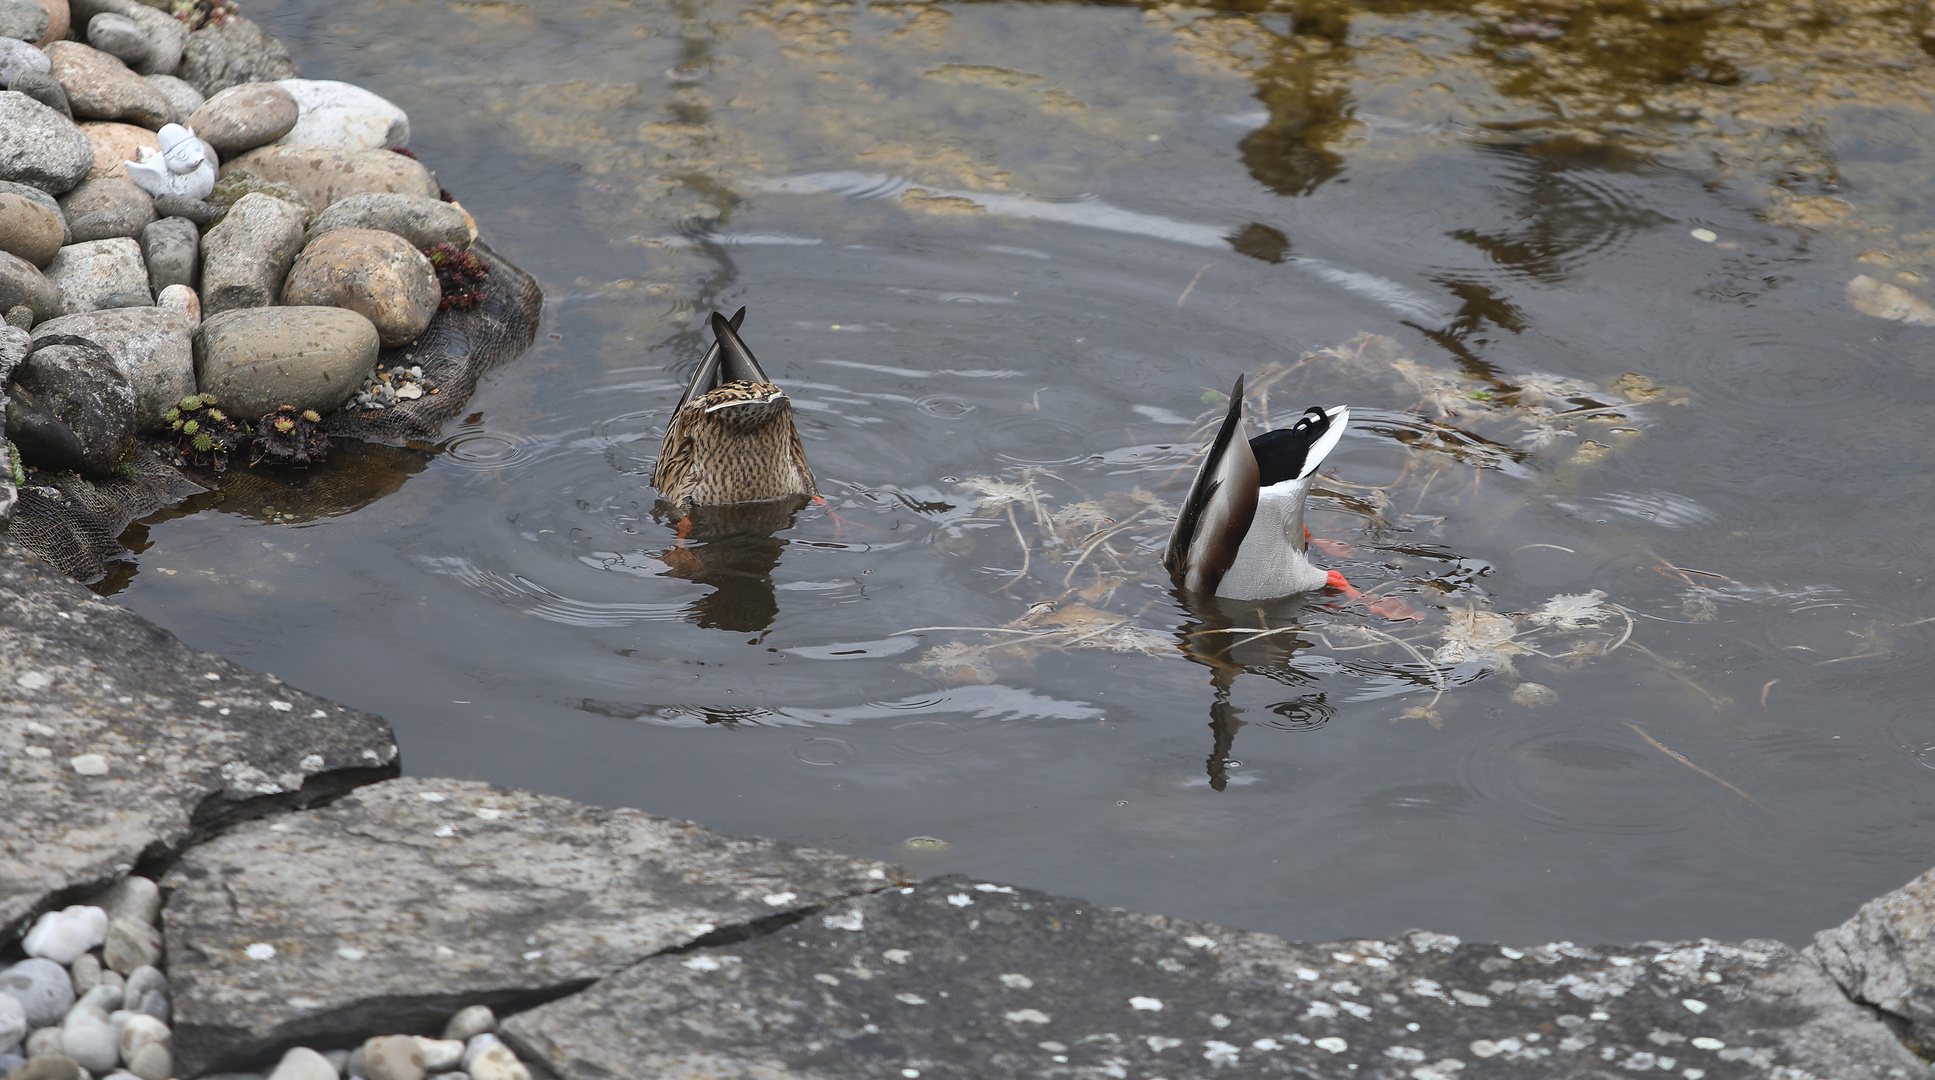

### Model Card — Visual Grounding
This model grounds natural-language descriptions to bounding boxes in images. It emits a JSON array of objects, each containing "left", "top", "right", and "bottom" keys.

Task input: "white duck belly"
[{"left": 1214, "top": 482, "right": 1326, "bottom": 600}]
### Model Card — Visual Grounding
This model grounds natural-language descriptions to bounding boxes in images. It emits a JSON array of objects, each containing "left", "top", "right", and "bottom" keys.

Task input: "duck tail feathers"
[
  {"left": 1163, "top": 375, "right": 1259, "bottom": 593},
  {"left": 675, "top": 307, "right": 749, "bottom": 413},
  {"left": 710, "top": 309, "right": 772, "bottom": 385}
]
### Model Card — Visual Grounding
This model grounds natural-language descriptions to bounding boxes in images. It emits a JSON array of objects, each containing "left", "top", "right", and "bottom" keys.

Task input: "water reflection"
[{"left": 651, "top": 496, "right": 808, "bottom": 633}]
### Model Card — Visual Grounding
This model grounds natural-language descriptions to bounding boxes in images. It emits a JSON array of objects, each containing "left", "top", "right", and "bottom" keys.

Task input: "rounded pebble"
[
  {"left": 0, "top": 959, "right": 76, "bottom": 1027},
  {"left": 281, "top": 228, "right": 439, "bottom": 347},
  {"left": 84, "top": 13, "right": 147, "bottom": 67},
  {"left": 66, "top": 957, "right": 101, "bottom": 1000},
  {"left": 460, "top": 1034, "right": 529, "bottom": 1080},
  {"left": 441, "top": 1005, "right": 495, "bottom": 1043},
  {"left": 8, "top": 1051, "right": 82, "bottom": 1080},
  {"left": 186, "top": 82, "right": 297, "bottom": 156},
  {"left": 413, "top": 1037, "right": 462, "bottom": 1072},
  {"left": 361, "top": 1033, "right": 423, "bottom": 1080},
  {"left": 0, "top": 994, "right": 24, "bottom": 1053},
  {"left": 58, "top": 1003, "right": 117, "bottom": 1075},
  {"left": 74, "top": 985, "right": 119, "bottom": 1014},
  {"left": 21, "top": 908, "right": 106, "bottom": 967},
  {"left": 114, "top": 1013, "right": 165, "bottom": 1061},
  {"left": 25, "top": 1025, "right": 66, "bottom": 1058},
  {"left": 123, "top": 1041, "right": 168, "bottom": 1080},
  {"left": 263, "top": 1046, "right": 336, "bottom": 1080}
]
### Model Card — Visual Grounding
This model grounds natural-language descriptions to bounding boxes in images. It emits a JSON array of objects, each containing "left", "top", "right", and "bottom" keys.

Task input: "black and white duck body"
[{"left": 1163, "top": 375, "right": 1350, "bottom": 601}]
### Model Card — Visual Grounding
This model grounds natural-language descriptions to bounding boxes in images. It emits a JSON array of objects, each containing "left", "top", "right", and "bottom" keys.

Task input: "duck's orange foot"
[
  {"left": 674, "top": 517, "right": 693, "bottom": 547},
  {"left": 1325, "top": 569, "right": 1362, "bottom": 599},
  {"left": 1364, "top": 594, "right": 1428, "bottom": 621}
]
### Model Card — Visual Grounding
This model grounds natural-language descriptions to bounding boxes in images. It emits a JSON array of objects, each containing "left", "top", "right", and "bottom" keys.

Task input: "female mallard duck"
[
  {"left": 1163, "top": 375, "right": 1352, "bottom": 600},
  {"left": 652, "top": 308, "right": 817, "bottom": 510}
]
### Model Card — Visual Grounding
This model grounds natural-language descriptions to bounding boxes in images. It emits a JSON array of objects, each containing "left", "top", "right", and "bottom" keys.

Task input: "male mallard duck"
[
  {"left": 652, "top": 308, "right": 817, "bottom": 509},
  {"left": 1163, "top": 375, "right": 1352, "bottom": 600}
]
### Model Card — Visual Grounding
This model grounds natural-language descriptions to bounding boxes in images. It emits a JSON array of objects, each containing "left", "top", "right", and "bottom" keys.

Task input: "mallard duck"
[
  {"left": 1163, "top": 375, "right": 1352, "bottom": 600},
  {"left": 652, "top": 308, "right": 817, "bottom": 510}
]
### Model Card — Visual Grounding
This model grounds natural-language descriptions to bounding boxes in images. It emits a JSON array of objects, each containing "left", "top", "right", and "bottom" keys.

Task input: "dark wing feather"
[
  {"left": 675, "top": 306, "right": 747, "bottom": 413},
  {"left": 711, "top": 310, "right": 771, "bottom": 385},
  {"left": 1163, "top": 376, "right": 1260, "bottom": 594}
]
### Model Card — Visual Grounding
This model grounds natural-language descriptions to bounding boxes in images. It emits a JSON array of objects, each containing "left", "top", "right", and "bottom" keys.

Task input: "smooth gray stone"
[
  {"left": 1811, "top": 864, "right": 1935, "bottom": 1056},
  {"left": 0, "top": 1053, "right": 20, "bottom": 1077},
  {"left": 141, "top": 74, "right": 201, "bottom": 123},
  {"left": 138, "top": 216, "right": 196, "bottom": 294},
  {"left": 22, "top": 1026, "right": 64, "bottom": 1058},
  {"left": 85, "top": 13, "right": 147, "bottom": 67},
  {"left": 8, "top": 334, "right": 135, "bottom": 476},
  {"left": 162, "top": 777, "right": 896, "bottom": 1076},
  {"left": 57, "top": 177, "right": 153, "bottom": 244},
  {"left": 0, "top": 0, "right": 47, "bottom": 44},
  {"left": 308, "top": 193, "right": 468, "bottom": 252},
  {"left": 74, "top": 985, "right": 120, "bottom": 1013},
  {"left": 0, "top": 988, "right": 23, "bottom": 1052},
  {"left": 0, "top": 37, "right": 48, "bottom": 84},
  {"left": 3, "top": 305, "right": 29, "bottom": 330},
  {"left": 0, "top": 250, "right": 58, "bottom": 323},
  {"left": 187, "top": 82, "right": 296, "bottom": 156},
  {"left": 191, "top": 304, "right": 377, "bottom": 417},
  {"left": 118, "top": 968, "right": 164, "bottom": 1007},
  {"left": 502, "top": 877, "right": 1928, "bottom": 1080},
  {"left": 175, "top": 17, "right": 297, "bottom": 97},
  {"left": 67, "top": 957, "right": 101, "bottom": 999},
  {"left": 198, "top": 192, "right": 302, "bottom": 315},
  {"left": 0, "top": 180, "right": 68, "bottom": 253},
  {"left": 128, "top": 991, "right": 167, "bottom": 1025},
  {"left": 42, "top": 238, "right": 148, "bottom": 316},
  {"left": 0, "top": 535, "right": 399, "bottom": 934},
  {"left": 149, "top": 194, "right": 218, "bottom": 228},
  {"left": 4, "top": 72, "right": 69, "bottom": 120},
  {"left": 44, "top": 41, "right": 170, "bottom": 128},
  {"left": 0, "top": 92, "right": 89, "bottom": 192},
  {"left": 69, "top": 0, "right": 184, "bottom": 78},
  {"left": 0, "top": 961, "right": 72, "bottom": 1030}
]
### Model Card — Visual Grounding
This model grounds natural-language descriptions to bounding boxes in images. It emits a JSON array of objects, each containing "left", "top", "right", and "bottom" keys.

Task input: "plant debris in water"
[
  {"left": 352, "top": 364, "right": 438, "bottom": 411},
  {"left": 424, "top": 243, "right": 489, "bottom": 310}
]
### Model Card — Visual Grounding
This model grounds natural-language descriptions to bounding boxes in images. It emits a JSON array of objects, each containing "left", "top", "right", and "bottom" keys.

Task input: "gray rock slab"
[
  {"left": 308, "top": 192, "right": 468, "bottom": 252},
  {"left": 188, "top": 82, "right": 297, "bottom": 156},
  {"left": 0, "top": 92, "right": 93, "bottom": 195},
  {"left": 0, "top": 536, "right": 399, "bottom": 942},
  {"left": 0, "top": 0, "right": 48, "bottom": 44},
  {"left": 162, "top": 777, "right": 898, "bottom": 1076},
  {"left": 56, "top": 176, "right": 153, "bottom": 244},
  {"left": 41, "top": 237, "right": 148, "bottom": 315},
  {"left": 176, "top": 17, "right": 297, "bottom": 98},
  {"left": 192, "top": 304, "right": 377, "bottom": 417},
  {"left": 33, "top": 305, "right": 195, "bottom": 429},
  {"left": 70, "top": 0, "right": 186, "bottom": 78},
  {"left": 198, "top": 191, "right": 303, "bottom": 315},
  {"left": 503, "top": 877, "right": 1925, "bottom": 1080},
  {"left": 1810, "top": 865, "right": 1935, "bottom": 1058},
  {"left": 141, "top": 74, "right": 201, "bottom": 124}
]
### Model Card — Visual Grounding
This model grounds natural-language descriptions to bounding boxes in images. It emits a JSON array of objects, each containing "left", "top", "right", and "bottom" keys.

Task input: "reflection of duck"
[
  {"left": 1163, "top": 375, "right": 1352, "bottom": 599},
  {"left": 651, "top": 308, "right": 816, "bottom": 511}
]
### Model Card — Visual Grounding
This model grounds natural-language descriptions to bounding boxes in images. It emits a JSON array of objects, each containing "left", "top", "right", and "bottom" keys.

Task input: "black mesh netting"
[{"left": 4, "top": 239, "right": 543, "bottom": 583}]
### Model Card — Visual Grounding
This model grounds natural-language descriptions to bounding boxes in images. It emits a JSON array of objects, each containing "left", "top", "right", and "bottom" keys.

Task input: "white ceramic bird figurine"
[
  {"left": 126, "top": 124, "right": 217, "bottom": 200},
  {"left": 1163, "top": 375, "right": 1353, "bottom": 600}
]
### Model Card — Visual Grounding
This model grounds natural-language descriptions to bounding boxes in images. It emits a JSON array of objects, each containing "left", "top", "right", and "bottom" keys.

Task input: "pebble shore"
[
  {"left": 0, "top": 0, "right": 483, "bottom": 495},
  {"left": 2, "top": 876, "right": 541, "bottom": 1080}
]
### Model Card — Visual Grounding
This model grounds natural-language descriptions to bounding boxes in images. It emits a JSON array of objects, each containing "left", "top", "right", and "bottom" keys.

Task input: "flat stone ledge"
[
  {"left": 0, "top": 540, "right": 397, "bottom": 944},
  {"left": 502, "top": 877, "right": 1926, "bottom": 1080},
  {"left": 1810, "top": 864, "right": 1935, "bottom": 1058},
  {"left": 161, "top": 776, "right": 900, "bottom": 1076}
]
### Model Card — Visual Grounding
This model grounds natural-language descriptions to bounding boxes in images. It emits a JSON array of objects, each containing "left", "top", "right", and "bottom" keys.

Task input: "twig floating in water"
[{"left": 1628, "top": 723, "right": 1778, "bottom": 819}]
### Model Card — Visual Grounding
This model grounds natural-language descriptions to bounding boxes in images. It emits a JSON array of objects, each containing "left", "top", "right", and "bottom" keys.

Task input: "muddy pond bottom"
[{"left": 108, "top": 0, "right": 1935, "bottom": 947}]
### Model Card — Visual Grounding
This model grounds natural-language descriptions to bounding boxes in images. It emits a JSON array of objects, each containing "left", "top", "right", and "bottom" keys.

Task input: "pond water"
[{"left": 109, "top": 0, "right": 1935, "bottom": 946}]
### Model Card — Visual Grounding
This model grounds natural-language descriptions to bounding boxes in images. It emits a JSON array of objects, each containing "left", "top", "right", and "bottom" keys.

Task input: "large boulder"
[
  {"left": 40, "top": 237, "right": 148, "bottom": 315},
  {"left": 0, "top": 249, "right": 60, "bottom": 323},
  {"left": 271, "top": 79, "right": 409, "bottom": 151},
  {"left": 44, "top": 41, "right": 171, "bottom": 128},
  {"left": 220, "top": 144, "right": 436, "bottom": 213},
  {"left": 193, "top": 304, "right": 379, "bottom": 417},
  {"left": 307, "top": 192, "right": 468, "bottom": 252},
  {"left": 198, "top": 191, "right": 303, "bottom": 315},
  {"left": 280, "top": 228, "right": 438, "bottom": 347},
  {"left": 162, "top": 777, "right": 896, "bottom": 1076},
  {"left": 55, "top": 175, "right": 152, "bottom": 243},
  {"left": 32, "top": 305, "right": 194, "bottom": 430},
  {"left": 0, "top": 191, "right": 64, "bottom": 267},
  {"left": 175, "top": 16, "right": 296, "bottom": 98},
  {"left": 186, "top": 81, "right": 297, "bottom": 156},
  {"left": 7, "top": 333, "right": 134, "bottom": 475},
  {"left": 0, "top": 91, "right": 93, "bottom": 195}
]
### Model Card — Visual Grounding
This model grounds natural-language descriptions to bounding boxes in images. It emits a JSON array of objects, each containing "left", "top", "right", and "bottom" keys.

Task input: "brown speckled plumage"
[{"left": 651, "top": 309, "right": 817, "bottom": 508}]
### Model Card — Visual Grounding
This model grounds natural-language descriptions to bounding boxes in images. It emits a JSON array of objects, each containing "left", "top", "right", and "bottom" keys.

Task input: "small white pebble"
[
  {"left": 1690, "top": 1037, "right": 1724, "bottom": 1050},
  {"left": 1315, "top": 1037, "right": 1348, "bottom": 1053},
  {"left": 1591, "top": 1011, "right": 1610, "bottom": 1020},
  {"left": 204, "top": 672, "right": 221, "bottom": 681},
  {"left": 883, "top": 949, "right": 911, "bottom": 964},
  {"left": 1690, "top": 228, "right": 1718, "bottom": 242},
  {"left": 1184, "top": 935, "right": 1217, "bottom": 949},
  {"left": 1038, "top": 1042, "right": 1067, "bottom": 1052},
  {"left": 895, "top": 993, "right": 926, "bottom": 1005},
  {"left": 1407, "top": 1023, "right": 1421, "bottom": 1032},
  {"left": 523, "top": 950, "right": 542, "bottom": 960},
  {"left": 1295, "top": 968, "right": 1320, "bottom": 981},
  {"left": 1130, "top": 996, "right": 1164, "bottom": 1011},
  {"left": 1682, "top": 1000, "right": 1707, "bottom": 1014},
  {"left": 16, "top": 671, "right": 51, "bottom": 690},
  {"left": 310, "top": 709, "right": 327, "bottom": 718},
  {"left": 1209, "top": 1013, "right": 1231, "bottom": 1028},
  {"left": 973, "top": 883, "right": 1017, "bottom": 894},
  {"left": 823, "top": 910, "right": 864, "bottom": 932},
  {"left": 868, "top": 868, "right": 887, "bottom": 879},
  {"left": 688, "top": 923, "right": 716, "bottom": 936},
  {"left": 1683, "top": 1070, "right": 1706, "bottom": 1079},
  {"left": 1702, "top": 972, "right": 1722, "bottom": 984},
  {"left": 1253, "top": 1038, "right": 1283, "bottom": 1051},
  {"left": 269, "top": 700, "right": 293, "bottom": 712},
  {"left": 419, "top": 792, "right": 448, "bottom": 802},
  {"left": 70, "top": 754, "right": 109, "bottom": 775},
  {"left": 218, "top": 707, "right": 230, "bottom": 715},
  {"left": 1332, "top": 952, "right": 1358, "bottom": 964},
  {"left": 1145, "top": 1036, "right": 1183, "bottom": 1051},
  {"left": 682, "top": 956, "right": 723, "bottom": 971},
  {"left": 1499, "top": 947, "right": 1524, "bottom": 959},
  {"left": 947, "top": 893, "right": 974, "bottom": 907},
  {"left": 245, "top": 943, "right": 276, "bottom": 960},
  {"left": 1004, "top": 1009, "right": 1050, "bottom": 1024},
  {"left": 815, "top": 973, "right": 840, "bottom": 985},
  {"left": 902, "top": 1071, "right": 919, "bottom": 1078},
  {"left": 1000, "top": 974, "right": 1034, "bottom": 989},
  {"left": 1203, "top": 1040, "right": 1241, "bottom": 1064},
  {"left": 474, "top": 807, "right": 504, "bottom": 820},
  {"left": 764, "top": 891, "right": 799, "bottom": 907},
  {"left": 434, "top": 825, "right": 456, "bottom": 838},
  {"left": 336, "top": 946, "right": 367, "bottom": 960}
]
